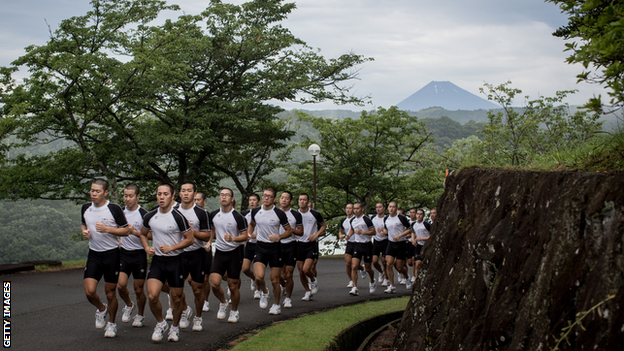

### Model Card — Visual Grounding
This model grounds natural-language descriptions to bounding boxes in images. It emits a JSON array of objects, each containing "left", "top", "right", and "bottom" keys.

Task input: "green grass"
[{"left": 228, "top": 296, "right": 409, "bottom": 351}]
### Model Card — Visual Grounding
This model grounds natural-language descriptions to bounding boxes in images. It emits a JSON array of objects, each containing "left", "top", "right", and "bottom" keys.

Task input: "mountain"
[{"left": 397, "top": 81, "right": 498, "bottom": 111}]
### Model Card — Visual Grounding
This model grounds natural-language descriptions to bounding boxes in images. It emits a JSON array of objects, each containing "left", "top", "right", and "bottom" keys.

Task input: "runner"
[
  {"left": 297, "top": 193, "right": 326, "bottom": 301},
  {"left": 430, "top": 208, "right": 437, "bottom": 223},
  {"left": 248, "top": 187, "right": 292, "bottom": 315},
  {"left": 371, "top": 202, "right": 389, "bottom": 287},
  {"left": 410, "top": 209, "right": 431, "bottom": 286},
  {"left": 209, "top": 188, "right": 248, "bottom": 323},
  {"left": 194, "top": 192, "right": 214, "bottom": 314},
  {"left": 140, "top": 183, "right": 194, "bottom": 342},
  {"left": 81, "top": 179, "right": 130, "bottom": 338},
  {"left": 175, "top": 182, "right": 212, "bottom": 332},
  {"left": 117, "top": 184, "right": 148, "bottom": 328},
  {"left": 338, "top": 204, "right": 361, "bottom": 288},
  {"left": 406, "top": 207, "right": 419, "bottom": 287},
  {"left": 278, "top": 191, "right": 303, "bottom": 308},
  {"left": 345, "top": 202, "right": 375, "bottom": 296},
  {"left": 241, "top": 194, "right": 261, "bottom": 299},
  {"left": 382, "top": 201, "right": 412, "bottom": 294}
]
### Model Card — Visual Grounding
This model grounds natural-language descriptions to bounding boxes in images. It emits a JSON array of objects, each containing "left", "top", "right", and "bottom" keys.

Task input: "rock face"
[{"left": 394, "top": 168, "right": 624, "bottom": 350}]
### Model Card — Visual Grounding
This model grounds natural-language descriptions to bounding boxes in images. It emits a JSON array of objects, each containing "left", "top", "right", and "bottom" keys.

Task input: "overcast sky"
[{"left": 0, "top": 0, "right": 607, "bottom": 110}]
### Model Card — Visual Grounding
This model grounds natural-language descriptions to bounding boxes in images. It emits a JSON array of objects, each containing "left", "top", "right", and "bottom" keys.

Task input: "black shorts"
[
  {"left": 119, "top": 248, "right": 148, "bottom": 280},
  {"left": 254, "top": 241, "right": 283, "bottom": 268},
  {"left": 372, "top": 239, "right": 388, "bottom": 258},
  {"left": 352, "top": 242, "right": 373, "bottom": 263},
  {"left": 181, "top": 248, "right": 205, "bottom": 283},
  {"left": 244, "top": 242, "right": 257, "bottom": 261},
  {"left": 204, "top": 249, "right": 213, "bottom": 276},
  {"left": 406, "top": 242, "right": 416, "bottom": 260},
  {"left": 147, "top": 255, "right": 185, "bottom": 288},
  {"left": 296, "top": 241, "right": 316, "bottom": 262},
  {"left": 281, "top": 241, "right": 297, "bottom": 267},
  {"left": 238, "top": 245, "right": 245, "bottom": 263},
  {"left": 385, "top": 241, "right": 407, "bottom": 261},
  {"left": 211, "top": 249, "right": 243, "bottom": 280},
  {"left": 414, "top": 244, "right": 423, "bottom": 262},
  {"left": 345, "top": 241, "right": 356, "bottom": 256},
  {"left": 84, "top": 248, "right": 120, "bottom": 284}
]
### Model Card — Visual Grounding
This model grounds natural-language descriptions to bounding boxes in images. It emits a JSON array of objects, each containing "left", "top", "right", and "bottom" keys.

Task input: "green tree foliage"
[
  {"left": 422, "top": 116, "right": 484, "bottom": 149},
  {"left": 0, "top": 0, "right": 370, "bottom": 204},
  {"left": 456, "top": 81, "right": 603, "bottom": 167},
  {"left": 548, "top": 0, "right": 624, "bottom": 110}
]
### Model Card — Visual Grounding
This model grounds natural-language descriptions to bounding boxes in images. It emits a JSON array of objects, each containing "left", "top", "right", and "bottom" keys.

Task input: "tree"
[
  {"left": 0, "top": 0, "right": 371, "bottom": 204},
  {"left": 548, "top": 0, "right": 624, "bottom": 110}
]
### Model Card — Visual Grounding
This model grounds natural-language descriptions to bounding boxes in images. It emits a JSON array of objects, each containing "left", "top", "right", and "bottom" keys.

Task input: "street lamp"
[{"left": 307, "top": 143, "right": 320, "bottom": 210}]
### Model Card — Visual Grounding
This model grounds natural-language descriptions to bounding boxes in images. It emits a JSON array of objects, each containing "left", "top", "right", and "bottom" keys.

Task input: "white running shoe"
[
  {"left": 152, "top": 322, "right": 169, "bottom": 342},
  {"left": 310, "top": 280, "right": 318, "bottom": 295},
  {"left": 259, "top": 292, "right": 269, "bottom": 309},
  {"left": 347, "top": 280, "right": 354, "bottom": 288},
  {"left": 253, "top": 289, "right": 262, "bottom": 299},
  {"left": 349, "top": 287, "right": 359, "bottom": 296},
  {"left": 217, "top": 302, "right": 228, "bottom": 320},
  {"left": 132, "top": 314, "right": 145, "bottom": 327},
  {"left": 95, "top": 305, "right": 108, "bottom": 329},
  {"left": 251, "top": 279, "right": 257, "bottom": 292},
  {"left": 384, "top": 285, "right": 396, "bottom": 294},
  {"left": 179, "top": 307, "right": 192, "bottom": 329},
  {"left": 301, "top": 291, "right": 312, "bottom": 301},
  {"left": 165, "top": 308, "right": 174, "bottom": 321},
  {"left": 280, "top": 285, "right": 286, "bottom": 297},
  {"left": 283, "top": 297, "right": 292, "bottom": 308},
  {"left": 168, "top": 326, "right": 180, "bottom": 342},
  {"left": 192, "top": 316, "right": 203, "bottom": 331},
  {"left": 369, "top": 282, "right": 377, "bottom": 294},
  {"left": 104, "top": 322, "right": 117, "bottom": 338},
  {"left": 399, "top": 277, "right": 407, "bottom": 285},
  {"left": 121, "top": 302, "right": 135, "bottom": 323},
  {"left": 406, "top": 281, "right": 413, "bottom": 290},
  {"left": 378, "top": 273, "right": 385, "bottom": 283},
  {"left": 410, "top": 275, "right": 416, "bottom": 283},
  {"left": 269, "top": 304, "right": 281, "bottom": 315},
  {"left": 359, "top": 266, "right": 367, "bottom": 279},
  {"left": 381, "top": 278, "right": 390, "bottom": 287},
  {"left": 202, "top": 300, "right": 210, "bottom": 312},
  {"left": 228, "top": 310, "right": 239, "bottom": 323}
]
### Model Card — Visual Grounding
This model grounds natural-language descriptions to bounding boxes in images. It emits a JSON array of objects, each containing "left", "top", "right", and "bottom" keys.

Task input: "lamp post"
[{"left": 307, "top": 143, "right": 320, "bottom": 210}]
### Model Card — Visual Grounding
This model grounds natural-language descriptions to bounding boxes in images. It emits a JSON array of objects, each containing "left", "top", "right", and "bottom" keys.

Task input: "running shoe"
[
  {"left": 406, "top": 281, "right": 413, "bottom": 290},
  {"left": 132, "top": 314, "right": 145, "bottom": 327},
  {"left": 301, "top": 291, "right": 312, "bottom": 301},
  {"left": 280, "top": 285, "right": 286, "bottom": 297},
  {"left": 168, "top": 326, "right": 180, "bottom": 342},
  {"left": 251, "top": 279, "right": 257, "bottom": 292},
  {"left": 369, "top": 282, "right": 377, "bottom": 294},
  {"left": 228, "top": 310, "right": 239, "bottom": 323},
  {"left": 349, "top": 287, "right": 359, "bottom": 296},
  {"left": 399, "top": 277, "right": 407, "bottom": 285},
  {"left": 192, "top": 316, "right": 203, "bottom": 331},
  {"left": 179, "top": 307, "right": 192, "bottom": 328},
  {"left": 202, "top": 301, "right": 210, "bottom": 312},
  {"left": 384, "top": 285, "right": 396, "bottom": 294},
  {"left": 253, "top": 289, "right": 262, "bottom": 299},
  {"left": 259, "top": 292, "right": 269, "bottom": 309},
  {"left": 310, "top": 280, "right": 318, "bottom": 295},
  {"left": 378, "top": 273, "right": 385, "bottom": 283},
  {"left": 165, "top": 308, "right": 174, "bottom": 321},
  {"left": 347, "top": 280, "right": 354, "bottom": 288},
  {"left": 104, "top": 322, "right": 117, "bottom": 338},
  {"left": 95, "top": 305, "right": 108, "bottom": 329},
  {"left": 410, "top": 275, "right": 416, "bottom": 283},
  {"left": 152, "top": 322, "right": 169, "bottom": 342},
  {"left": 283, "top": 297, "right": 292, "bottom": 308},
  {"left": 121, "top": 302, "right": 135, "bottom": 323},
  {"left": 217, "top": 302, "right": 228, "bottom": 320},
  {"left": 269, "top": 304, "right": 281, "bottom": 315},
  {"left": 359, "top": 266, "right": 367, "bottom": 279},
  {"left": 381, "top": 278, "right": 390, "bottom": 287}
]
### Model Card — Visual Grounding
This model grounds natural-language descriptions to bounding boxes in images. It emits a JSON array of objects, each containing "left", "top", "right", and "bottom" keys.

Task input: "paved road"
[{"left": 6, "top": 257, "right": 411, "bottom": 350}]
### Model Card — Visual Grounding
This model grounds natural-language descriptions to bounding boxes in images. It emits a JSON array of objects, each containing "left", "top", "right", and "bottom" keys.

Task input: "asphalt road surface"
[{"left": 6, "top": 257, "right": 412, "bottom": 351}]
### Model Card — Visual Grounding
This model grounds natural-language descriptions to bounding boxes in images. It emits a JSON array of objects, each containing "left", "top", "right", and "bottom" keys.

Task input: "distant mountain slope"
[{"left": 397, "top": 81, "right": 498, "bottom": 111}]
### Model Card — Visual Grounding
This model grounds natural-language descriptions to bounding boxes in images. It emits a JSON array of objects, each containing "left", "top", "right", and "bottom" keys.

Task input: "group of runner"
[{"left": 81, "top": 179, "right": 433, "bottom": 342}]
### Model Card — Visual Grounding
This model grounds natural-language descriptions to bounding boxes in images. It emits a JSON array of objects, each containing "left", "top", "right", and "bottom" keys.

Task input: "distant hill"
[{"left": 397, "top": 81, "right": 499, "bottom": 111}]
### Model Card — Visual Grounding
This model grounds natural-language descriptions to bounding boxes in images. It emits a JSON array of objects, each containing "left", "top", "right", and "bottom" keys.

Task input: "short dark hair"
[
  {"left": 222, "top": 188, "right": 234, "bottom": 197},
  {"left": 354, "top": 202, "right": 364, "bottom": 208},
  {"left": 376, "top": 202, "right": 385, "bottom": 207},
  {"left": 281, "top": 191, "right": 293, "bottom": 201},
  {"left": 158, "top": 183, "right": 175, "bottom": 194},
  {"left": 299, "top": 193, "right": 310, "bottom": 201},
  {"left": 196, "top": 192, "right": 206, "bottom": 200},
  {"left": 181, "top": 182, "right": 196, "bottom": 192},
  {"left": 416, "top": 209, "right": 425, "bottom": 215},
  {"left": 124, "top": 183, "right": 140, "bottom": 195},
  {"left": 92, "top": 178, "right": 109, "bottom": 191},
  {"left": 249, "top": 193, "right": 260, "bottom": 202},
  {"left": 264, "top": 187, "right": 277, "bottom": 197}
]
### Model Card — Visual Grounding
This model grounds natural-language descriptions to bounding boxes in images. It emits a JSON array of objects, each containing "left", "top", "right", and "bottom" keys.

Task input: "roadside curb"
[{"left": 325, "top": 310, "right": 404, "bottom": 351}]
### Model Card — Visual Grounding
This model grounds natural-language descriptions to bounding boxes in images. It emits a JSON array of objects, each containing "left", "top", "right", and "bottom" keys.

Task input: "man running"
[
  {"left": 242, "top": 194, "right": 261, "bottom": 299},
  {"left": 371, "top": 202, "right": 389, "bottom": 287},
  {"left": 140, "top": 183, "right": 194, "bottom": 342},
  {"left": 81, "top": 179, "right": 130, "bottom": 338},
  {"left": 175, "top": 182, "right": 212, "bottom": 332},
  {"left": 278, "top": 191, "right": 303, "bottom": 308},
  {"left": 406, "top": 207, "right": 420, "bottom": 287},
  {"left": 117, "top": 184, "right": 148, "bottom": 328},
  {"left": 209, "top": 188, "right": 248, "bottom": 323},
  {"left": 193, "top": 191, "right": 214, "bottom": 314},
  {"left": 338, "top": 204, "right": 362, "bottom": 288},
  {"left": 345, "top": 202, "right": 375, "bottom": 296},
  {"left": 297, "top": 193, "right": 326, "bottom": 301},
  {"left": 411, "top": 209, "right": 431, "bottom": 286},
  {"left": 248, "top": 187, "right": 292, "bottom": 315},
  {"left": 430, "top": 208, "right": 437, "bottom": 223},
  {"left": 383, "top": 201, "right": 412, "bottom": 294}
]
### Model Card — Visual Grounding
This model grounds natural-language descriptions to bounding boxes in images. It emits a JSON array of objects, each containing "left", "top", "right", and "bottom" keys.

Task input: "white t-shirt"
[
  {"left": 142, "top": 207, "right": 191, "bottom": 256},
  {"left": 210, "top": 208, "right": 247, "bottom": 252},
  {"left": 250, "top": 205, "right": 289, "bottom": 243},
  {"left": 120, "top": 206, "right": 147, "bottom": 251},
  {"left": 81, "top": 200, "right": 128, "bottom": 252},
  {"left": 372, "top": 215, "right": 387, "bottom": 242},
  {"left": 280, "top": 209, "right": 302, "bottom": 244},
  {"left": 175, "top": 204, "right": 210, "bottom": 252},
  {"left": 384, "top": 214, "right": 411, "bottom": 242},
  {"left": 349, "top": 215, "right": 374, "bottom": 243}
]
